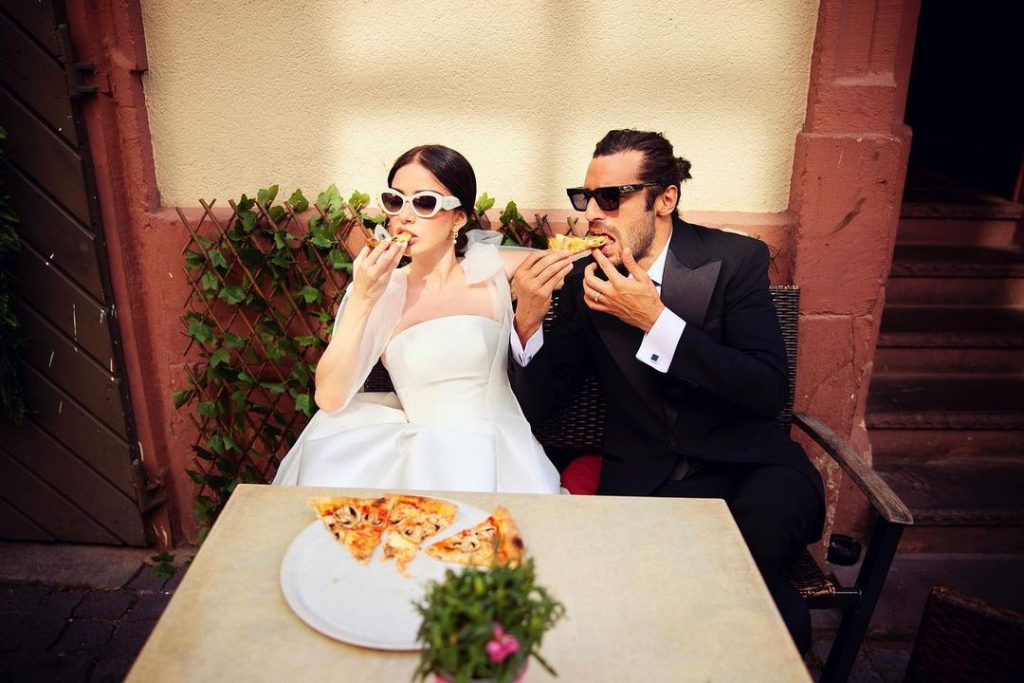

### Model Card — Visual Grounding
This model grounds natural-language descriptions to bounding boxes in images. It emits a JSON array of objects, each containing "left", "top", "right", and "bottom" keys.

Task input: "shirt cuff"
[
  {"left": 636, "top": 307, "right": 686, "bottom": 373},
  {"left": 511, "top": 326, "right": 544, "bottom": 367}
]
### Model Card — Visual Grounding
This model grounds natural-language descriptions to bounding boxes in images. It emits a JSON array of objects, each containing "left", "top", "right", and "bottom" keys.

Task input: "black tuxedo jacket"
[{"left": 510, "top": 216, "right": 825, "bottom": 511}]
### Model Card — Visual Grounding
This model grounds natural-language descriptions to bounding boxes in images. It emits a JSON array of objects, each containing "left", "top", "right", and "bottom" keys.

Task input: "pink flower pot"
[{"left": 434, "top": 659, "right": 529, "bottom": 683}]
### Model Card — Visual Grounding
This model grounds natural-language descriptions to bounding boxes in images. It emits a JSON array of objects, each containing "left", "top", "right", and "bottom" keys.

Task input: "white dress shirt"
[{"left": 511, "top": 236, "right": 686, "bottom": 372}]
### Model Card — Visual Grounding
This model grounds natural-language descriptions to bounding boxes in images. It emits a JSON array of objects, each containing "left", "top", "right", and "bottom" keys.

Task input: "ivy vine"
[{"left": 174, "top": 184, "right": 560, "bottom": 537}]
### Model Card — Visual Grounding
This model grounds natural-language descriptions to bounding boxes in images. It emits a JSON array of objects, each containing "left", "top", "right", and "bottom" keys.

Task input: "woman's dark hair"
[
  {"left": 387, "top": 144, "right": 477, "bottom": 254},
  {"left": 593, "top": 129, "right": 691, "bottom": 210}
]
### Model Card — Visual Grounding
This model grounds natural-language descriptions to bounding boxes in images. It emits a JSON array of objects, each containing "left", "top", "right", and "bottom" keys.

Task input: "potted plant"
[{"left": 413, "top": 557, "right": 566, "bottom": 683}]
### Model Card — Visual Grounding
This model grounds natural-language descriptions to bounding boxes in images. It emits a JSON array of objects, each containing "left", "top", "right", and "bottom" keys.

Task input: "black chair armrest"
[{"left": 792, "top": 413, "right": 913, "bottom": 526}]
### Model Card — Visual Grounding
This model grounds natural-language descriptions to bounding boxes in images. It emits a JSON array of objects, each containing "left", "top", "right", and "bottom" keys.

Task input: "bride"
[{"left": 273, "top": 144, "right": 569, "bottom": 493}]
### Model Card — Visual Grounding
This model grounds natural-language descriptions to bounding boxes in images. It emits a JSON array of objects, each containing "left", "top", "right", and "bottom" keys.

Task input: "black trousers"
[{"left": 652, "top": 461, "right": 822, "bottom": 654}]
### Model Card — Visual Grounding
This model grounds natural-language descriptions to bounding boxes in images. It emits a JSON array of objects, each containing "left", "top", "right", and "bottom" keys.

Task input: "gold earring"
[{"left": 451, "top": 228, "right": 459, "bottom": 241}]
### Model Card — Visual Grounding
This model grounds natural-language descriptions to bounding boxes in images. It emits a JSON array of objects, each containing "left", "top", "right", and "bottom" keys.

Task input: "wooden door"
[{"left": 0, "top": 0, "right": 150, "bottom": 545}]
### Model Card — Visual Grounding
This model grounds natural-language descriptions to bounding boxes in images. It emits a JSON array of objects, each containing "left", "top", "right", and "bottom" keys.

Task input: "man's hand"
[
  {"left": 583, "top": 247, "right": 664, "bottom": 331},
  {"left": 511, "top": 250, "right": 575, "bottom": 344}
]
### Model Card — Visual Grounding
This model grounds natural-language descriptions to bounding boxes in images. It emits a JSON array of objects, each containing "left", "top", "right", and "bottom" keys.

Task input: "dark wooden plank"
[
  {"left": 2, "top": 166, "right": 102, "bottom": 298},
  {"left": 0, "top": 422, "right": 145, "bottom": 545},
  {"left": 0, "top": 448, "right": 122, "bottom": 544},
  {"left": 0, "top": 12, "right": 77, "bottom": 145},
  {"left": 0, "top": 84, "right": 89, "bottom": 223},
  {"left": 12, "top": 245, "right": 112, "bottom": 363},
  {"left": 1, "top": 1, "right": 60, "bottom": 57},
  {"left": 16, "top": 300, "right": 128, "bottom": 435},
  {"left": 0, "top": 495, "right": 54, "bottom": 541},
  {"left": 17, "top": 363, "right": 134, "bottom": 494}
]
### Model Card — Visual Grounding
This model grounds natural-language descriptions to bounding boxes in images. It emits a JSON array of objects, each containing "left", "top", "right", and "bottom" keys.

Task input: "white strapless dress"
[{"left": 272, "top": 314, "right": 562, "bottom": 493}]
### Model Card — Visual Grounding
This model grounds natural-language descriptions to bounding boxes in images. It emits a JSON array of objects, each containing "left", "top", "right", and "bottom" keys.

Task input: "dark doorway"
[{"left": 904, "top": 2, "right": 1024, "bottom": 202}]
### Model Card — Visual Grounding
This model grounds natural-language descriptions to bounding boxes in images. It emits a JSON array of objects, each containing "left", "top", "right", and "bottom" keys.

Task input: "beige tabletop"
[{"left": 128, "top": 484, "right": 810, "bottom": 682}]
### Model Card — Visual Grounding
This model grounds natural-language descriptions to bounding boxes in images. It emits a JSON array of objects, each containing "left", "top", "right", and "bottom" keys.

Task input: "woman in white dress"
[{"left": 273, "top": 145, "right": 568, "bottom": 493}]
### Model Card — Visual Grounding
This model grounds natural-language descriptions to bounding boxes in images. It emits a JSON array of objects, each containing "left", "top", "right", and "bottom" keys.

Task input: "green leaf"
[
  {"left": 237, "top": 194, "right": 255, "bottom": 212},
  {"left": 294, "top": 285, "right": 322, "bottom": 304},
  {"left": 289, "top": 188, "right": 309, "bottom": 213},
  {"left": 223, "top": 332, "right": 245, "bottom": 349},
  {"left": 239, "top": 210, "right": 257, "bottom": 234},
  {"left": 218, "top": 284, "right": 247, "bottom": 305},
  {"left": 315, "top": 184, "right": 344, "bottom": 213},
  {"left": 261, "top": 382, "right": 286, "bottom": 395},
  {"left": 185, "top": 468, "right": 206, "bottom": 485},
  {"left": 295, "top": 335, "right": 320, "bottom": 348},
  {"left": 209, "top": 347, "right": 230, "bottom": 368},
  {"left": 499, "top": 200, "right": 525, "bottom": 225},
  {"left": 185, "top": 250, "right": 206, "bottom": 269},
  {"left": 192, "top": 445, "right": 215, "bottom": 461},
  {"left": 194, "top": 495, "right": 217, "bottom": 524},
  {"left": 237, "top": 370, "right": 256, "bottom": 385},
  {"left": 328, "top": 248, "right": 353, "bottom": 272},
  {"left": 295, "top": 393, "right": 314, "bottom": 417},
  {"left": 204, "top": 433, "right": 223, "bottom": 455},
  {"left": 200, "top": 271, "right": 219, "bottom": 292},
  {"left": 187, "top": 319, "right": 214, "bottom": 344},
  {"left": 475, "top": 192, "right": 496, "bottom": 213},
  {"left": 348, "top": 190, "right": 370, "bottom": 213},
  {"left": 209, "top": 249, "right": 228, "bottom": 270},
  {"left": 171, "top": 389, "right": 194, "bottom": 408},
  {"left": 268, "top": 206, "right": 285, "bottom": 223},
  {"left": 197, "top": 400, "right": 221, "bottom": 418},
  {"left": 309, "top": 232, "right": 333, "bottom": 249},
  {"left": 257, "top": 185, "right": 279, "bottom": 208},
  {"left": 238, "top": 246, "right": 262, "bottom": 268}
]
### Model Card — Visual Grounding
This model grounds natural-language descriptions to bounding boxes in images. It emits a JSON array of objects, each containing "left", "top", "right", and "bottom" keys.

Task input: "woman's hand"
[{"left": 351, "top": 240, "right": 407, "bottom": 303}]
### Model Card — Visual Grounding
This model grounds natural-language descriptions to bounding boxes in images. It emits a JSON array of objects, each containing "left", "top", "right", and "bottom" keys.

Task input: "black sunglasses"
[{"left": 565, "top": 183, "right": 662, "bottom": 211}]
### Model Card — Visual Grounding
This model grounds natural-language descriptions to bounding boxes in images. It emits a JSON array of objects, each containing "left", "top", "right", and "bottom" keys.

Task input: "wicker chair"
[
  {"left": 905, "top": 586, "right": 1024, "bottom": 683},
  {"left": 365, "top": 285, "right": 913, "bottom": 683}
]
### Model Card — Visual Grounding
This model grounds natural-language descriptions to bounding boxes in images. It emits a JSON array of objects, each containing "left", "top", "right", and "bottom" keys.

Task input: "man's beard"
[{"left": 621, "top": 211, "right": 656, "bottom": 264}]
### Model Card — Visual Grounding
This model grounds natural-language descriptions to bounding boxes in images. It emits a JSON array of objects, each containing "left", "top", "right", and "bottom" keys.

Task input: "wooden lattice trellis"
[{"left": 174, "top": 187, "right": 366, "bottom": 526}]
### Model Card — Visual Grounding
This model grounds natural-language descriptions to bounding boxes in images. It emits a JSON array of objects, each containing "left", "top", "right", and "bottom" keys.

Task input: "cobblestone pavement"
[{"left": 0, "top": 563, "right": 183, "bottom": 683}]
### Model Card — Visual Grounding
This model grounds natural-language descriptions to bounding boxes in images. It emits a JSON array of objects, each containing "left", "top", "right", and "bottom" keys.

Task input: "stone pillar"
[{"left": 789, "top": 0, "right": 921, "bottom": 540}]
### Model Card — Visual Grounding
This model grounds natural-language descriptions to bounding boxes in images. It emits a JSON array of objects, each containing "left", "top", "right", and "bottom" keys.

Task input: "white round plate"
[{"left": 279, "top": 497, "right": 488, "bottom": 650}]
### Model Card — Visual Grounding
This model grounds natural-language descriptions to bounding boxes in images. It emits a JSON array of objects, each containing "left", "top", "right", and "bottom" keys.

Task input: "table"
[{"left": 127, "top": 484, "right": 811, "bottom": 681}]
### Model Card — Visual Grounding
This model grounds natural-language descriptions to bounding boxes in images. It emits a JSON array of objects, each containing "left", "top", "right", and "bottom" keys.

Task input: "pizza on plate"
[
  {"left": 309, "top": 495, "right": 393, "bottom": 564},
  {"left": 547, "top": 233, "right": 609, "bottom": 254},
  {"left": 382, "top": 495, "right": 459, "bottom": 576},
  {"left": 426, "top": 505, "right": 525, "bottom": 568}
]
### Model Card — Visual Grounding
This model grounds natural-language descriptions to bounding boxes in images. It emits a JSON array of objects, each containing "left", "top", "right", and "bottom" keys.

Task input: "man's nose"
[{"left": 584, "top": 196, "right": 604, "bottom": 223}]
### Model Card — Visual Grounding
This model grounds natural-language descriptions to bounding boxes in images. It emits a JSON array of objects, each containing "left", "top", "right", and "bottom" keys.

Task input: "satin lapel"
[
  {"left": 661, "top": 218, "right": 722, "bottom": 329},
  {"left": 591, "top": 309, "right": 667, "bottom": 418}
]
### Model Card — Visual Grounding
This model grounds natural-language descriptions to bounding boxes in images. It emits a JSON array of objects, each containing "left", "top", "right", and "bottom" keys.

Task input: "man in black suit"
[{"left": 509, "top": 129, "right": 825, "bottom": 653}]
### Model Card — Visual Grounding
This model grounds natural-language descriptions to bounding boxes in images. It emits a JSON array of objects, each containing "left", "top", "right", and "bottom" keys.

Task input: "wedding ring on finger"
[{"left": 592, "top": 292, "right": 602, "bottom": 303}]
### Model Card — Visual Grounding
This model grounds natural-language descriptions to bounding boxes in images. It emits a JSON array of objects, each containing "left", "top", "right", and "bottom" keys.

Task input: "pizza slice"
[
  {"left": 309, "top": 495, "right": 393, "bottom": 564},
  {"left": 365, "top": 230, "right": 412, "bottom": 249},
  {"left": 382, "top": 495, "right": 458, "bottom": 576},
  {"left": 547, "top": 233, "right": 609, "bottom": 255},
  {"left": 426, "top": 506, "right": 525, "bottom": 568}
]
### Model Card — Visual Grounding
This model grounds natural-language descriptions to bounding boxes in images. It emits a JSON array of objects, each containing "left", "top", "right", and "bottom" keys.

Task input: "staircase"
[{"left": 869, "top": 186, "right": 1024, "bottom": 563}]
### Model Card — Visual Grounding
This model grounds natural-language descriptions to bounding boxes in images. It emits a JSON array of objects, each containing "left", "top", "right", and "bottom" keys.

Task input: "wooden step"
[
  {"left": 867, "top": 375, "right": 1024, "bottom": 430},
  {"left": 875, "top": 347, "right": 1024, "bottom": 374},
  {"left": 886, "top": 277, "right": 1024, "bottom": 305},
  {"left": 889, "top": 245, "right": 1024, "bottom": 278},
  {"left": 876, "top": 459, "right": 1024, "bottom": 526},
  {"left": 877, "top": 306, "right": 1024, "bottom": 348},
  {"left": 896, "top": 218, "right": 1019, "bottom": 247},
  {"left": 870, "top": 429, "right": 1023, "bottom": 461}
]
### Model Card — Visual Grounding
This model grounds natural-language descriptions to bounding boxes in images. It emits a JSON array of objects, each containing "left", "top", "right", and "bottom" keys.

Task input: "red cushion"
[{"left": 561, "top": 455, "right": 603, "bottom": 495}]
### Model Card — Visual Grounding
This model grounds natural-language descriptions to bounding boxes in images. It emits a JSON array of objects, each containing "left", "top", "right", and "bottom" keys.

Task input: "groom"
[{"left": 508, "top": 129, "right": 825, "bottom": 653}]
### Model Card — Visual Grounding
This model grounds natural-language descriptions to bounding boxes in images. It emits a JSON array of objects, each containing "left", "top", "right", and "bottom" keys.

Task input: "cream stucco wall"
[{"left": 141, "top": 1, "right": 819, "bottom": 212}]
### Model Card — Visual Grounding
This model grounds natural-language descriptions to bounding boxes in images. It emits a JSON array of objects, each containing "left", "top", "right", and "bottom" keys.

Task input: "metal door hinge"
[{"left": 56, "top": 23, "right": 97, "bottom": 99}]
